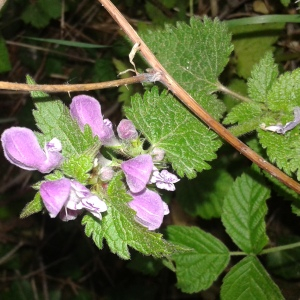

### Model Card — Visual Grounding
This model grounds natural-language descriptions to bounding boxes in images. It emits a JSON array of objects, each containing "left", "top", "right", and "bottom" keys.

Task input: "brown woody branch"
[{"left": 99, "top": 0, "right": 300, "bottom": 194}]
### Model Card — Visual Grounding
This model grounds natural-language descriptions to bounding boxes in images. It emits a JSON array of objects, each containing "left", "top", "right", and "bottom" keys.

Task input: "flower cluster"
[{"left": 1, "top": 95, "right": 180, "bottom": 230}]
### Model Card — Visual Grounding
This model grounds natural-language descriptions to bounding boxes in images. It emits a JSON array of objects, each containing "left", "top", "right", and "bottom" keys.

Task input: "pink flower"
[
  {"left": 40, "top": 178, "right": 107, "bottom": 221},
  {"left": 70, "top": 95, "right": 119, "bottom": 146},
  {"left": 1, "top": 127, "right": 63, "bottom": 173},
  {"left": 117, "top": 119, "right": 138, "bottom": 140},
  {"left": 121, "top": 154, "right": 153, "bottom": 193},
  {"left": 150, "top": 169, "right": 180, "bottom": 191},
  {"left": 129, "top": 189, "right": 169, "bottom": 230}
]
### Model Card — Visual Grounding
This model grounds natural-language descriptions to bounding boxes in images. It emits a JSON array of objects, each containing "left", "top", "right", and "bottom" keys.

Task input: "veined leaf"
[
  {"left": 167, "top": 225, "right": 230, "bottom": 293},
  {"left": 82, "top": 174, "right": 182, "bottom": 260},
  {"left": 26, "top": 76, "right": 98, "bottom": 157},
  {"left": 142, "top": 17, "right": 233, "bottom": 95},
  {"left": 20, "top": 192, "right": 43, "bottom": 218},
  {"left": 221, "top": 170, "right": 270, "bottom": 254},
  {"left": 125, "top": 87, "right": 222, "bottom": 178},
  {"left": 221, "top": 256, "right": 284, "bottom": 300}
]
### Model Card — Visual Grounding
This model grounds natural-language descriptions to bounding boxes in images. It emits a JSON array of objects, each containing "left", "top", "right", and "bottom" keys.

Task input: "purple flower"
[
  {"left": 40, "top": 178, "right": 107, "bottom": 221},
  {"left": 1, "top": 127, "right": 63, "bottom": 173},
  {"left": 117, "top": 119, "right": 138, "bottom": 140},
  {"left": 121, "top": 154, "right": 153, "bottom": 193},
  {"left": 150, "top": 169, "right": 180, "bottom": 191},
  {"left": 129, "top": 189, "right": 169, "bottom": 230},
  {"left": 70, "top": 95, "right": 119, "bottom": 146},
  {"left": 151, "top": 148, "right": 165, "bottom": 161}
]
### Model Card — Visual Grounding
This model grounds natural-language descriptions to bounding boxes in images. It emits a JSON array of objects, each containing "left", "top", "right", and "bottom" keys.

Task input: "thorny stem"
[
  {"left": 98, "top": 0, "right": 300, "bottom": 194},
  {"left": 0, "top": 74, "right": 146, "bottom": 93}
]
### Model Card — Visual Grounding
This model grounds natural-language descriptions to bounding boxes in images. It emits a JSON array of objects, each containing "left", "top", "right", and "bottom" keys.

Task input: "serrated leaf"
[
  {"left": 142, "top": 17, "right": 233, "bottom": 95},
  {"left": 247, "top": 51, "right": 279, "bottom": 103},
  {"left": 166, "top": 225, "right": 230, "bottom": 293},
  {"left": 267, "top": 68, "right": 300, "bottom": 111},
  {"left": 221, "top": 171, "right": 270, "bottom": 254},
  {"left": 61, "top": 154, "right": 94, "bottom": 184},
  {"left": 221, "top": 256, "right": 284, "bottom": 300},
  {"left": 231, "top": 23, "right": 284, "bottom": 79},
  {"left": 125, "top": 88, "right": 222, "bottom": 178},
  {"left": 176, "top": 167, "right": 233, "bottom": 219},
  {"left": 20, "top": 192, "right": 43, "bottom": 218},
  {"left": 21, "top": 3, "right": 51, "bottom": 28},
  {"left": 82, "top": 174, "right": 182, "bottom": 259},
  {"left": 26, "top": 75, "right": 98, "bottom": 157}
]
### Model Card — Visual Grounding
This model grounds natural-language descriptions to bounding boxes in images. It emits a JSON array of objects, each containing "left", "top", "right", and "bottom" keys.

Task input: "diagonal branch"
[{"left": 99, "top": 0, "right": 300, "bottom": 194}]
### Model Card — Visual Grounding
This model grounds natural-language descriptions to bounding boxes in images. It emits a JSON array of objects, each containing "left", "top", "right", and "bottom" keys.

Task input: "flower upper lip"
[{"left": 1, "top": 127, "right": 63, "bottom": 173}]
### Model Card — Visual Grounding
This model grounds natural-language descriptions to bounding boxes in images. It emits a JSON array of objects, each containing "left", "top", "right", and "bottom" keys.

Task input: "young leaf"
[
  {"left": 166, "top": 225, "right": 230, "bottom": 293},
  {"left": 82, "top": 173, "right": 181, "bottom": 260},
  {"left": 20, "top": 192, "right": 43, "bottom": 218},
  {"left": 26, "top": 75, "right": 98, "bottom": 157},
  {"left": 142, "top": 17, "right": 233, "bottom": 94},
  {"left": 247, "top": 51, "right": 279, "bottom": 103},
  {"left": 221, "top": 170, "right": 270, "bottom": 254},
  {"left": 176, "top": 167, "right": 234, "bottom": 219},
  {"left": 125, "top": 87, "right": 222, "bottom": 178},
  {"left": 221, "top": 256, "right": 284, "bottom": 300}
]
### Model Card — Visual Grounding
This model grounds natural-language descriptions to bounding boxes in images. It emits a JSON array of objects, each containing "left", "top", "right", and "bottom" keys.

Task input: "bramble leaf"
[
  {"left": 221, "top": 170, "right": 270, "bottom": 254},
  {"left": 221, "top": 256, "right": 284, "bottom": 300},
  {"left": 82, "top": 173, "right": 182, "bottom": 260},
  {"left": 125, "top": 88, "right": 222, "bottom": 178},
  {"left": 166, "top": 225, "right": 230, "bottom": 293}
]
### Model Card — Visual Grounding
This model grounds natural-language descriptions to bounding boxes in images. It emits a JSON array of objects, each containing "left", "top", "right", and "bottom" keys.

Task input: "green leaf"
[
  {"left": 38, "top": 0, "right": 61, "bottom": 19},
  {"left": 221, "top": 256, "right": 284, "bottom": 300},
  {"left": 166, "top": 225, "right": 230, "bottom": 293},
  {"left": 221, "top": 170, "right": 270, "bottom": 254},
  {"left": 142, "top": 17, "right": 233, "bottom": 94},
  {"left": 21, "top": 3, "right": 50, "bottom": 28},
  {"left": 125, "top": 87, "right": 222, "bottom": 178},
  {"left": 61, "top": 154, "right": 94, "bottom": 184},
  {"left": 26, "top": 75, "right": 98, "bottom": 157},
  {"left": 82, "top": 173, "right": 181, "bottom": 259},
  {"left": 231, "top": 23, "right": 284, "bottom": 79},
  {"left": 280, "top": 0, "right": 291, "bottom": 7},
  {"left": 267, "top": 68, "right": 300, "bottom": 111},
  {"left": 20, "top": 192, "right": 43, "bottom": 218},
  {"left": 0, "top": 36, "right": 11, "bottom": 73},
  {"left": 247, "top": 51, "right": 279, "bottom": 103},
  {"left": 176, "top": 167, "right": 234, "bottom": 219}
]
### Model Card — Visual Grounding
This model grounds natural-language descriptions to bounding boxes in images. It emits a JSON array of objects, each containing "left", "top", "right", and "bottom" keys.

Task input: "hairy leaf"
[
  {"left": 221, "top": 256, "right": 284, "bottom": 300},
  {"left": 82, "top": 174, "right": 182, "bottom": 259},
  {"left": 125, "top": 88, "right": 222, "bottom": 178},
  {"left": 26, "top": 76, "right": 98, "bottom": 157},
  {"left": 167, "top": 225, "right": 230, "bottom": 293},
  {"left": 248, "top": 51, "right": 279, "bottom": 103},
  {"left": 20, "top": 192, "right": 43, "bottom": 218},
  {"left": 142, "top": 17, "right": 233, "bottom": 95},
  {"left": 221, "top": 170, "right": 270, "bottom": 254}
]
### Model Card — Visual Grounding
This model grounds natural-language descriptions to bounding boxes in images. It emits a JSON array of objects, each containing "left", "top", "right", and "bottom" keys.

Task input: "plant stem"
[
  {"left": 217, "top": 82, "right": 251, "bottom": 102},
  {"left": 98, "top": 0, "right": 300, "bottom": 194},
  {"left": 261, "top": 242, "right": 300, "bottom": 255},
  {"left": 0, "top": 74, "right": 146, "bottom": 93}
]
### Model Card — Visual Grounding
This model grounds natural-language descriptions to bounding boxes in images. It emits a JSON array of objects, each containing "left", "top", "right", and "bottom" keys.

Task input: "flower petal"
[
  {"left": 129, "top": 189, "right": 169, "bottom": 230},
  {"left": 40, "top": 179, "right": 71, "bottom": 218},
  {"left": 1, "top": 127, "right": 62, "bottom": 173},
  {"left": 117, "top": 119, "right": 138, "bottom": 140},
  {"left": 70, "top": 95, "right": 118, "bottom": 145},
  {"left": 121, "top": 154, "right": 153, "bottom": 193}
]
